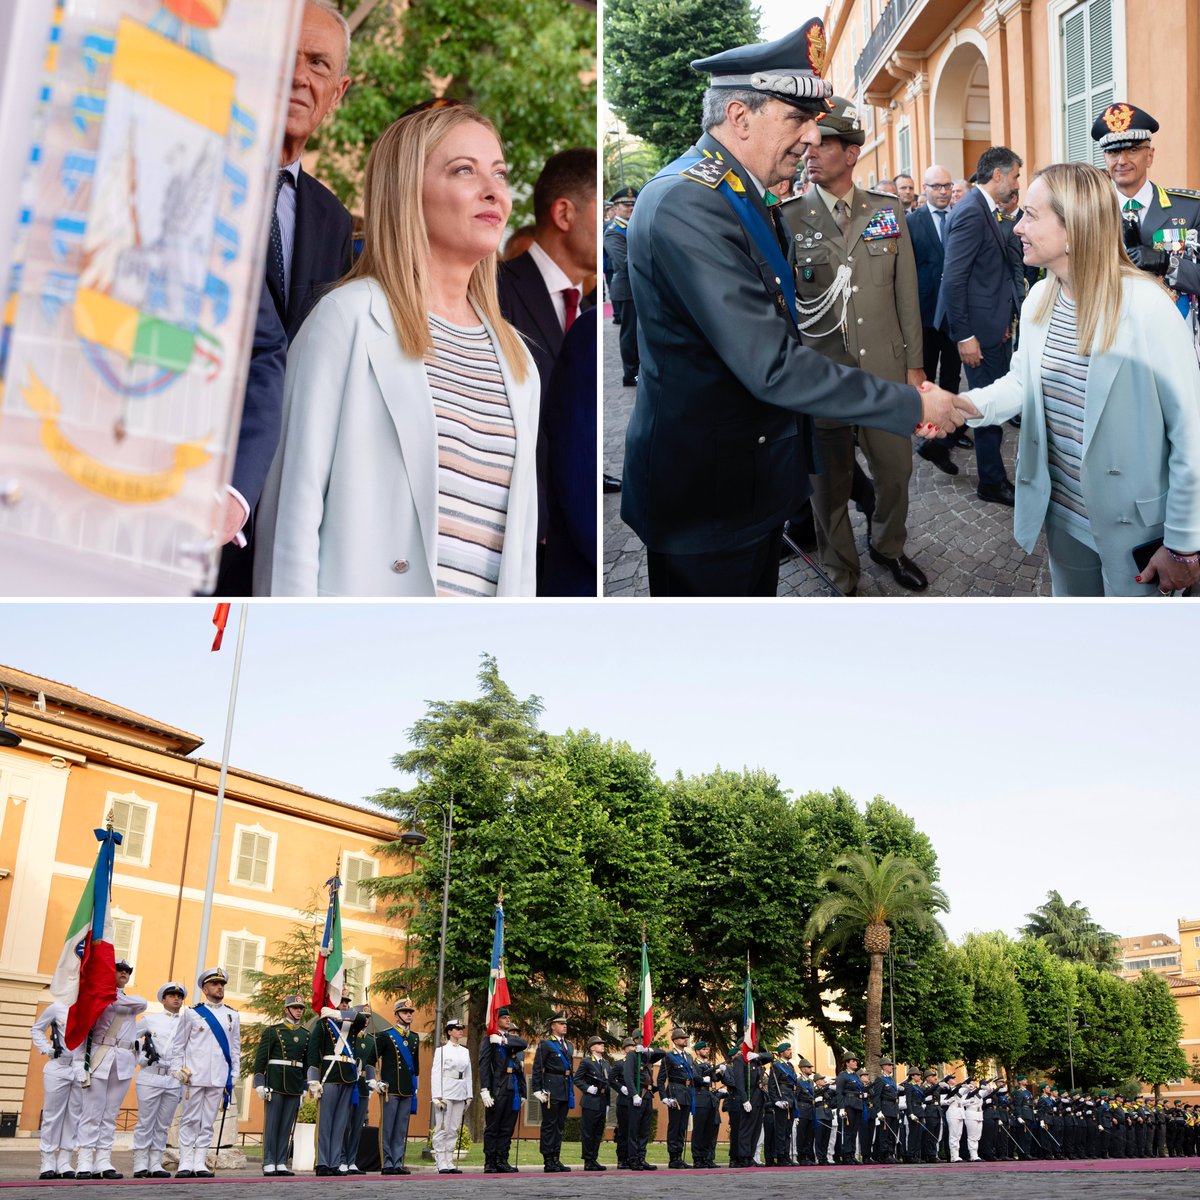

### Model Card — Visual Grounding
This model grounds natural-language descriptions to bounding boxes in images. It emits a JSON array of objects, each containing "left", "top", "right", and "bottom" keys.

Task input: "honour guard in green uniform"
[
  {"left": 374, "top": 997, "right": 420, "bottom": 1174},
  {"left": 252, "top": 995, "right": 309, "bottom": 1175},
  {"left": 306, "top": 996, "right": 372, "bottom": 1175}
]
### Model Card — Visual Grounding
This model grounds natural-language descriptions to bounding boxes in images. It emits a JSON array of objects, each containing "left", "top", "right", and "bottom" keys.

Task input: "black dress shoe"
[
  {"left": 59, "top": 1172, "right": 76, "bottom": 1180},
  {"left": 133, "top": 1170, "right": 150, "bottom": 1178},
  {"left": 622, "top": 375, "right": 638, "bottom": 387},
  {"left": 193, "top": 1170, "right": 214, "bottom": 1178},
  {"left": 441, "top": 1168, "right": 464, "bottom": 1174},
  {"left": 150, "top": 1171, "right": 171, "bottom": 1179},
  {"left": 868, "top": 545, "right": 929, "bottom": 591},
  {"left": 917, "top": 442, "right": 959, "bottom": 475},
  {"left": 977, "top": 479, "right": 1016, "bottom": 507},
  {"left": 603, "top": 474, "right": 622, "bottom": 494},
  {"left": 347, "top": 1166, "right": 364, "bottom": 1175},
  {"left": 953, "top": 432, "right": 973, "bottom": 449},
  {"left": 174, "top": 1171, "right": 194, "bottom": 1179},
  {"left": 38, "top": 1172, "right": 57, "bottom": 1180}
]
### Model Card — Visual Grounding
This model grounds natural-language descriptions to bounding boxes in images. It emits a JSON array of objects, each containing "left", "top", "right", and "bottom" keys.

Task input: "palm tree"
[
  {"left": 1021, "top": 890, "right": 1120, "bottom": 971},
  {"left": 805, "top": 851, "right": 949, "bottom": 1076}
]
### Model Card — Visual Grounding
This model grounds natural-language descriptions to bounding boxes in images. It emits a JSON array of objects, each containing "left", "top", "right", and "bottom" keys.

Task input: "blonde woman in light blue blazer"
[
  {"left": 255, "top": 102, "right": 538, "bottom": 597},
  {"left": 958, "top": 162, "right": 1200, "bottom": 596}
]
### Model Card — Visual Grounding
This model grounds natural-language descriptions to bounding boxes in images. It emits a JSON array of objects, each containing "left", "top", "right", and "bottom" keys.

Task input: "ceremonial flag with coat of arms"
[{"left": 311, "top": 868, "right": 344, "bottom": 1011}]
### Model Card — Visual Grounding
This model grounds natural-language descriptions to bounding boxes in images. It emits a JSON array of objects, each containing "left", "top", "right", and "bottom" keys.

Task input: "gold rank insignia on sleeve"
[{"left": 681, "top": 157, "right": 730, "bottom": 188}]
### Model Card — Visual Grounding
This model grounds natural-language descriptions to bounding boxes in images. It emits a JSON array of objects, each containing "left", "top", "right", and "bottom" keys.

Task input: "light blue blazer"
[
  {"left": 966, "top": 275, "right": 1200, "bottom": 564},
  {"left": 254, "top": 278, "right": 540, "bottom": 597}
]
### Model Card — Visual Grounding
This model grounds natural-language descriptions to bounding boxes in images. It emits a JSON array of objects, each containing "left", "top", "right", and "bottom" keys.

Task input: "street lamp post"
[
  {"left": 399, "top": 796, "right": 455, "bottom": 1065},
  {"left": 605, "top": 127, "right": 626, "bottom": 188}
]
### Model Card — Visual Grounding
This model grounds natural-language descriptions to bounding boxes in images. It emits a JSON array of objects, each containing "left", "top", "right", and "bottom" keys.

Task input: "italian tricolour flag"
[
  {"left": 51, "top": 828, "right": 121, "bottom": 1049},
  {"left": 485, "top": 902, "right": 511, "bottom": 1035},
  {"left": 311, "top": 871, "right": 344, "bottom": 1011},
  {"left": 639, "top": 940, "right": 653, "bottom": 1048},
  {"left": 739, "top": 968, "right": 757, "bottom": 1060}
]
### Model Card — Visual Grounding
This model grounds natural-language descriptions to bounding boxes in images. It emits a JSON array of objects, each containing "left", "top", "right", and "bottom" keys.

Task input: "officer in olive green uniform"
[
  {"left": 782, "top": 97, "right": 928, "bottom": 596},
  {"left": 305, "top": 1001, "right": 373, "bottom": 1176},
  {"left": 252, "top": 995, "right": 310, "bottom": 1176}
]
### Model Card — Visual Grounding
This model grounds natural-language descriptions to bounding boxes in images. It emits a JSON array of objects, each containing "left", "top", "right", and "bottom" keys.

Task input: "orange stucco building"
[
  {"left": 818, "top": 0, "right": 1198, "bottom": 193},
  {"left": 0, "top": 664, "right": 417, "bottom": 1139}
]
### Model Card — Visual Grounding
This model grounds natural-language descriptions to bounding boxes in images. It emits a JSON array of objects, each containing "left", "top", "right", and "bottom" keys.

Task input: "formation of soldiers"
[{"left": 32, "top": 969, "right": 1200, "bottom": 1174}]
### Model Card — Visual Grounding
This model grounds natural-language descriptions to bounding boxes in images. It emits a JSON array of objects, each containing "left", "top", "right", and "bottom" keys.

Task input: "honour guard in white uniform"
[
  {"left": 75, "top": 959, "right": 148, "bottom": 1179},
  {"left": 31, "top": 1000, "right": 84, "bottom": 1178},
  {"left": 173, "top": 967, "right": 240, "bottom": 1178},
  {"left": 431, "top": 1019, "right": 472, "bottom": 1174},
  {"left": 131, "top": 982, "right": 188, "bottom": 1177}
]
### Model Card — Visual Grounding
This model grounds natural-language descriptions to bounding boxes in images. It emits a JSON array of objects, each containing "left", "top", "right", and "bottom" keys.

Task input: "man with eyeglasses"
[{"left": 1092, "top": 103, "right": 1200, "bottom": 299}]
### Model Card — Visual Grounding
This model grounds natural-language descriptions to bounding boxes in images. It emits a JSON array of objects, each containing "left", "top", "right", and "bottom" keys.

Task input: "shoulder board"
[
  {"left": 680, "top": 156, "right": 731, "bottom": 189},
  {"left": 866, "top": 187, "right": 899, "bottom": 198},
  {"left": 1165, "top": 186, "right": 1200, "bottom": 200},
  {"left": 610, "top": 216, "right": 628, "bottom": 230}
]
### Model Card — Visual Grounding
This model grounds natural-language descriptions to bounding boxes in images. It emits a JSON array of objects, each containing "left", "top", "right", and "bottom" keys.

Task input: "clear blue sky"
[
  {"left": 759, "top": 1, "right": 827, "bottom": 41},
  {"left": 8, "top": 601, "right": 1193, "bottom": 948}
]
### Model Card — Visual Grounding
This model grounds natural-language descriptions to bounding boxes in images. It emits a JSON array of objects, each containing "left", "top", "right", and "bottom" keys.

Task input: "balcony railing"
[{"left": 854, "top": 0, "right": 917, "bottom": 90}]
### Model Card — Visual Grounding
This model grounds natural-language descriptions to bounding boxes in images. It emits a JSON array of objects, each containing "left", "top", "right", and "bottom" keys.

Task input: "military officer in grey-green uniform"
[
  {"left": 252, "top": 995, "right": 310, "bottom": 1176},
  {"left": 375, "top": 998, "right": 421, "bottom": 1175},
  {"left": 604, "top": 187, "right": 639, "bottom": 386},
  {"left": 782, "top": 96, "right": 928, "bottom": 596},
  {"left": 306, "top": 999, "right": 372, "bottom": 1175}
]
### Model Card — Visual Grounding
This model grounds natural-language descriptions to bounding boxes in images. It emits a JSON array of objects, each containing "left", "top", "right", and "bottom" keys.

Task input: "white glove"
[
  {"left": 587, "top": 1085, "right": 598, "bottom": 1095},
  {"left": 255, "top": 1085, "right": 269, "bottom": 1101},
  {"left": 378, "top": 1082, "right": 389, "bottom": 1097},
  {"left": 41, "top": 1048, "right": 53, "bottom": 1058},
  {"left": 308, "top": 1081, "right": 324, "bottom": 1100},
  {"left": 534, "top": 1090, "right": 550, "bottom": 1104},
  {"left": 1040, "top": 1120, "right": 1047, "bottom": 1128},
  {"left": 620, "top": 1086, "right": 629, "bottom": 1096},
  {"left": 742, "top": 1100, "right": 752, "bottom": 1113},
  {"left": 703, "top": 1075, "right": 711, "bottom": 1084},
  {"left": 489, "top": 1033, "right": 503, "bottom": 1045},
  {"left": 636, "top": 1045, "right": 647, "bottom": 1053},
  {"left": 665, "top": 1098, "right": 678, "bottom": 1109},
  {"left": 434, "top": 1098, "right": 446, "bottom": 1110},
  {"left": 775, "top": 1100, "right": 789, "bottom": 1109},
  {"left": 74, "top": 1065, "right": 89, "bottom": 1085},
  {"left": 875, "top": 1114, "right": 883, "bottom": 1125},
  {"left": 368, "top": 1080, "right": 382, "bottom": 1094},
  {"left": 171, "top": 1068, "right": 190, "bottom": 1084},
  {"left": 632, "top": 1094, "right": 643, "bottom": 1107},
  {"left": 1018, "top": 1117, "right": 1025, "bottom": 1125},
  {"left": 480, "top": 1088, "right": 494, "bottom": 1109}
]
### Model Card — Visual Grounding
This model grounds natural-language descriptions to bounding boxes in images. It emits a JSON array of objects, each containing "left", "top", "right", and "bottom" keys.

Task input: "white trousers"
[
  {"left": 40, "top": 1068, "right": 80, "bottom": 1157},
  {"left": 964, "top": 1110, "right": 983, "bottom": 1161},
  {"left": 177, "top": 1085, "right": 222, "bottom": 1173},
  {"left": 946, "top": 1106, "right": 964, "bottom": 1161},
  {"left": 76, "top": 1072, "right": 132, "bottom": 1169},
  {"left": 132, "top": 1079, "right": 182, "bottom": 1171},
  {"left": 432, "top": 1100, "right": 468, "bottom": 1170}
]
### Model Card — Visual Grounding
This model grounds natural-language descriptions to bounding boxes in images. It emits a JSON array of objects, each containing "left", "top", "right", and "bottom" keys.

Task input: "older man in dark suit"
[
  {"left": 935, "top": 145, "right": 1025, "bottom": 507},
  {"left": 216, "top": 0, "right": 353, "bottom": 594}
]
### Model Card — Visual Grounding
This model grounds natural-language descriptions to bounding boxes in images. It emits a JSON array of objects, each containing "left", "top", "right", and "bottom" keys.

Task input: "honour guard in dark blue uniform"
[
  {"left": 690, "top": 1039, "right": 723, "bottom": 1168},
  {"left": 834, "top": 1054, "right": 867, "bottom": 1163},
  {"left": 576, "top": 1035, "right": 613, "bottom": 1170},
  {"left": 727, "top": 1047, "right": 772, "bottom": 1167},
  {"left": 766, "top": 1042, "right": 798, "bottom": 1165},
  {"left": 901, "top": 1068, "right": 926, "bottom": 1161},
  {"left": 657, "top": 1028, "right": 697, "bottom": 1168},
  {"left": 869, "top": 1059, "right": 901, "bottom": 1163},
  {"left": 921, "top": 1068, "right": 947, "bottom": 1161},
  {"left": 793, "top": 1057, "right": 817, "bottom": 1164},
  {"left": 1012, "top": 1074, "right": 1035, "bottom": 1158},
  {"left": 813, "top": 1073, "right": 838, "bottom": 1163},
  {"left": 531, "top": 1012, "right": 576, "bottom": 1173},
  {"left": 479, "top": 1007, "right": 527, "bottom": 1173},
  {"left": 604, "top": 188, "right": 639, "bottom": 385},
  {"left": 374, "top": 998, "right": 419, "bottom": 1174},
  {"left": 622, "top": 1039, "right": 666, "bottom": 1170},
  {"left": 251, "top": 995, "right": 309, "bottom": 1176},
  {"left": 612, "top": 1037, "right": 635, "bottom": 1168},
  {"left": 620, "top": 18, "right": 959, "bottom": 597}
]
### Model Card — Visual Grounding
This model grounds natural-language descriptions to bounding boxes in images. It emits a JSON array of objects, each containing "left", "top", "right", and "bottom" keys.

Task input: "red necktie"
[{"left": 562, "top": 287, "right": 580, "bottom": 332}]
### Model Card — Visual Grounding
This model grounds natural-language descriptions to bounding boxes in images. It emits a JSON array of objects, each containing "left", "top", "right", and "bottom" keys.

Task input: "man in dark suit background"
[
  {"left": 497, "top": 147, "right": 597, "bottom": 594},
  {"left": 216, "top": 0, "right": 353, "bottom": 594},
  {"left": 935, "top": 145, "right": 1024, "bottom": 507},
  {"left": 907, "top": 163, "right": 965, "bottom": 476}
]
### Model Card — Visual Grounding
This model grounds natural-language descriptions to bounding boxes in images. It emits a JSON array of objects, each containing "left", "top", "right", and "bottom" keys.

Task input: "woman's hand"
[{"left": 1138, "top": 546, "right": 1200, "bottom": 594}]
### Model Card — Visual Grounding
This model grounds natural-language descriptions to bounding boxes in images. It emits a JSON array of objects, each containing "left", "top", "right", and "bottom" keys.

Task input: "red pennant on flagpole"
[{"left": 211, "top": 604, "right": 231, "bottom": 652}]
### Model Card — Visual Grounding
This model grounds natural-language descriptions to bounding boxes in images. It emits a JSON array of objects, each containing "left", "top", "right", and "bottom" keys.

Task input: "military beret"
[
  {"left": 775, "top": 1042, "right": 791, "bottom": 1053},
  {"left": 495, "top": 1005, "right": 510, "bottom": 1018},
  {"left": 694, "top": 1039, "right": 708, "bottom": 1050},
  {"left": 816, "top": 95, "right": 865, "bottom": 146},
  {"left": 671, "top": 1028, "right": 689, "bottom": 1041},
  {"left": 588, "top": 1035, "right": 604, "bottom": 1049},
  {"left": 692, "top": 18, "right": 834, "bottom": 114},
  {"left": 1091, "top": 102, "right": 1158, "bottom": 151},
  {"left": 157, "top": 982, "right": 187, "bottom": 1002},
  {"left": 608, "top": 186, "right": 638, "bottom": 204},
  {"left": 197, "top": 966, "right": 227, "bottom": 989},
  {"left": 282, "top": 994, "right": 305, "bottom": 1010}
]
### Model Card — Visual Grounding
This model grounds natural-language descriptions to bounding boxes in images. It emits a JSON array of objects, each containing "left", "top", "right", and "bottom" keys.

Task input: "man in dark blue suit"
[
  {"left": 935, "top": 145, "right": 1025, "bottom": 506},
  {"left": 907, "top": 164, "right": 966, "bottom": 476}
]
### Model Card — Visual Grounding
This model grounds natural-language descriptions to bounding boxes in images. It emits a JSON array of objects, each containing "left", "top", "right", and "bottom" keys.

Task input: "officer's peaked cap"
[{"left": 1090, "top": 102, "right": 1158, "bottom": 151}]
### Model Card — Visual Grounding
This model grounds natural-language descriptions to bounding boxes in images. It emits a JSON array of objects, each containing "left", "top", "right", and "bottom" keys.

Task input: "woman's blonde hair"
[
  {"left": 342, "top": 103, "right": 528, "bottom": 382},
  {"left": 1027, "top": 161, "right": 1145, "bottom": 355}
]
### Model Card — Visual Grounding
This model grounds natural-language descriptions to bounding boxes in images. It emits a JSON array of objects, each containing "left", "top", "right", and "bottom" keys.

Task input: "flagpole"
[{"left": 195, "top": 603, "right": 248, "bottom": 982}]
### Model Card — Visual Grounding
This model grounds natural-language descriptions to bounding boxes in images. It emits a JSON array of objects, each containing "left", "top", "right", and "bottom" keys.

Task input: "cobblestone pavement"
[
  {"left": 602, "top": 315, "right": 1052, "bottom": 598},
  {"left": 3, "top": 1154, "right": 1199, "bottom": 1198}
]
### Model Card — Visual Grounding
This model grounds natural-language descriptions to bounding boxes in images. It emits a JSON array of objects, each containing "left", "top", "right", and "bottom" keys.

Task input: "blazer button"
[
  {"left": 859, "top": 348, "right": 867, "bottom": 357},
  {"left": 857, "top": 317, "right": 864, "bottom": 325},
  {"left": 757, "top": 435, "right": 766, "bottom": 444},
  {"left": 1108, "top": 468, "right": 1121, "bottom": 475},
  {"left": 391, "top": 559, "right": 410, "bottom": 574}
]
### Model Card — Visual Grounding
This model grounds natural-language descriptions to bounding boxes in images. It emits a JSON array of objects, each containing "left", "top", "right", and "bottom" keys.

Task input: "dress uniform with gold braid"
[
  {"left": 576, "top": 1035, "right": 613, "bottom": 1170},
  {"left": 375, "top": 998, "right": 420, "bottom": 1174},
  {"left": 479, "top": 1008, "right": 528, "bottom": 1172},
  {"left": 531, "top": 1013, "right": 576, "bottom": 1172},
  {"left": 251, "top": 995, "right": 309, "bottom": 1175},
  {"left": 305, "top": 1000, "right": 371, "bottom": 1175},
  {"left": 657, "top": 1030, "right": 697, "bottom": 1168}
]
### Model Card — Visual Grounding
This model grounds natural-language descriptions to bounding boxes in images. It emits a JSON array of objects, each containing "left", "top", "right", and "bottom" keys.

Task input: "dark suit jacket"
[
  {"left": 229, "top": 285, "right": 287, "bottom": 511},
  {"left": 542, "top": 306, "right": 597, "bottom": 596},
  {"left": 906, "top": 204, "right": 947, "bottom": 329},
  {"left": 622, "top": 132, "right": 922, "bottom": 556},
  {"left": 497, "top": 249, "right": 562, "bottom": 402},
  {"left": 934, "top": 185, "right": 1023, "bottom": 348}
]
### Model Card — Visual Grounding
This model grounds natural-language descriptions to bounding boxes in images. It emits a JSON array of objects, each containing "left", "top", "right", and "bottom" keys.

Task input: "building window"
[
  {"left": 1151, "top": 956, "right": 1179, "bottom": 969},
  {"left": 109, "top": 793, "right": 154, "bottom": 866},
  {"left": 343, "top": 854, "right": 378, "bottom": 911},
  {"left": 896, "top": 123, "right": 912, "bottom": 177},
  {"left": 1192, "top": 936, "right": 1200, "bottom": 948},
  {"left": 1126, "top": 958, "right": 1150, "bottom": 971},
  {"left": 231, "top": 824, "right": 276, "bottom": 890},
  {"left": 111, "top": 909, "right": 139, "bottom": 967},
  {"left": 343, "top": 952, "right": 371, "bottom": 1005},
  {"left": 1061, "top": 0, "right": 1113, "bottom": 167},
  {"left": 220, "top": 932, "right": 264, "bottom": 996}
]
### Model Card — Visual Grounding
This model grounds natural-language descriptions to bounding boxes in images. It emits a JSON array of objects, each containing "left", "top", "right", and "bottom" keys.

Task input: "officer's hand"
[
  {"left": 635, "top": 1045, "right": 647, "bottom": 1053},
  {"left": 40, "top": 1048, "right": 53, "bottom": 1058},
  {"left": 742, "top": 1101, "right": 752, "bottom": 1113},
  {"left": 620, "top": 1086, "right": 629, "bottom": 1097},
  {"left": 489, "top": 1033, "right": 503, "bottom": 1045},
  {"left": 255, "top": 1085, "right": 269, "bottom": 1101},
  {"left": 1018, "top": 1117, "right": 1025, "bottom": 1125},
  {"left": 1127, "top": 243, "right": 1169, "bottom": 274},
  {"left": 172, "top": 1068, "right": 191, "bottom": 1085},
  {"left": 916, "top": 383, "right": 965, "bottom": 436},
  {"left": 633, "top": 1094, "right": 643, "bottom": 1107},
  {"left": 480, "top": 1088, "right": 494, "bottom": 1109},
  {"left": 957, "top": 336, "right": 983, "bottom": 368},
  {"left": 369, "top": 1080, "right": 383, "bottom": 1094},
  {"left": 586, "top": 1085, "right": 598, "bottom": 1095},
  {"left": 534, "top": 1090, "right": 550, "bottom": 1105},
  {"left": 906, "top": 368, "right": 927, "bottom": 389},
  {"left": 703, "top": 1075, "right": 711, "bottom": 1084},
  {"left": 775, "top": 1100, "right": 789, "bottom": 1109},
  {"left": 308, "top": 1081, "right": 324, "bottom": 1100},
  {"left": 434, "top": 1098, "right": 446, "bottom": 1110},
  {"left": 665, "top": 1098, "right": 678, "bottom": 1109}
]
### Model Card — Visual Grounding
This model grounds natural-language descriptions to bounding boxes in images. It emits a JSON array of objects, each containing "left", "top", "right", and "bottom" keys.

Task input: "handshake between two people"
[{"left": 914, "top": 377, "right": 981, "bottom": 438}]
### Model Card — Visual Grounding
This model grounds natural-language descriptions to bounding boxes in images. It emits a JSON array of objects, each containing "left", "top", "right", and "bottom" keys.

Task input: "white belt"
[
  {"left": 269, "top": 1059, "right": 305, "bottom": 1068},
  {"left": 144, "top": 1065, "right": 174, "bottom": 1076},
  {"left": 323, "top": 1055, "right": 355, "bottom": 1063}
]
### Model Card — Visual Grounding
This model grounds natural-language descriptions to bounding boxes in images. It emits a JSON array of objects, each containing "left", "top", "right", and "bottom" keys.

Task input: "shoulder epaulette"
[
  {"left": 865, "top": 187, "right": 899, "bottom": 199},
  {"left": 1165, "top": 186, "right": 1200, "bottom": 199},
  {"left": 680, "top": 154, "right": 731, "bottom": 189}
]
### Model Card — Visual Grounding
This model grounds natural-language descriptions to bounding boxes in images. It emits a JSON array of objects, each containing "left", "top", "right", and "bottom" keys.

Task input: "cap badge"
[
  {"left": 807, "top": 24, "right": 827, "bottom": 76},
  {"left": 1104, "top": 103, "right": 1134, "bottom": 134}
]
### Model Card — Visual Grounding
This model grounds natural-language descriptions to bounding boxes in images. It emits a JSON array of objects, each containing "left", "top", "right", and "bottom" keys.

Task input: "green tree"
[
  {"left": 1021, "top": 890, "right": 1120, "bottom": 971},
  {"left": 1069, "top": 963, "right": 1145, "bottom": 1090},
  {"left": 1133, "top": 970, "right": 1188, "bottom": 1097},
  {"left": 1011, "top": 936, "right": 1074, "bottom": 1079},
  {"left": 955, "top": 933, "right": 1029, "bottom": 1076},
  {"left": 604, "top": 0, "right": 760, "bottom": 159},
  {"left": 316, "top": 0, "right": 596, "bottom": 219},
  {"left": 806, "top": 850, "right": 948, "bottom": 1075}
]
